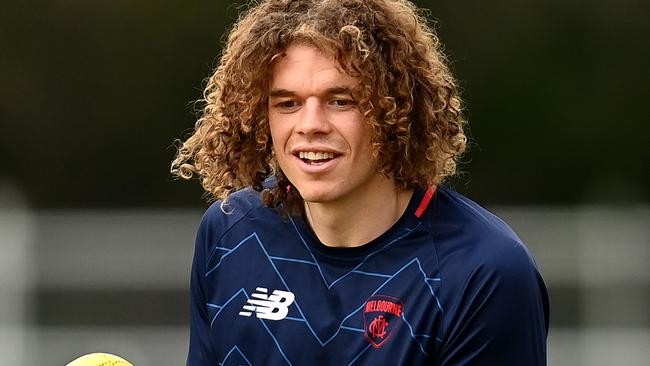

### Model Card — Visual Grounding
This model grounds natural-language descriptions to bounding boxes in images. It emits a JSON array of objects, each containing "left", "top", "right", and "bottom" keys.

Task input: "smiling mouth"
[{"left": 298, "top": 151, "right": 337, "bottom": 164}]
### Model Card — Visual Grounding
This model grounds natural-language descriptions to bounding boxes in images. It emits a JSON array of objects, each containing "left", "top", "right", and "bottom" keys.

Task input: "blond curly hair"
[{"left": 171, "top": 0, "right": 467, "bottom": 212}]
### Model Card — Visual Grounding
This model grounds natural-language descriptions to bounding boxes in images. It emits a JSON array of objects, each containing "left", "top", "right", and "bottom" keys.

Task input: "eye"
[
  {"left": 331, "top": 98, "right": 357, "bottom": 108},
  {"left": 277, "top": 100, "right": 298, "bottom": 109}
]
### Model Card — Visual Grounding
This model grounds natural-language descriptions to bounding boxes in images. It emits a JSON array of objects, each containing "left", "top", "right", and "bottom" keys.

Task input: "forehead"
[{"left": 269, "top": 44, "right": 358, "bottom": 91}]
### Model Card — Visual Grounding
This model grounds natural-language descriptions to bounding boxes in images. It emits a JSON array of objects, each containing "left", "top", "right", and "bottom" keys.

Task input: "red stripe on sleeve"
[{"left": 414, "top": 186, "right": 437, "bottom": 218}]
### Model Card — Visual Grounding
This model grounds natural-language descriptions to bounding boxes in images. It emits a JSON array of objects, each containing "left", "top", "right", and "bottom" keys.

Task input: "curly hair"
[{"left": 171, "top": 0, "right": 467, "bottom": 212}]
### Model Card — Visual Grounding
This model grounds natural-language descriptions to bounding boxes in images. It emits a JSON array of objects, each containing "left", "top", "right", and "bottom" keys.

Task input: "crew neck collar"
[{"left": 290, "top": 186, "right": 432, "bottom": 260}]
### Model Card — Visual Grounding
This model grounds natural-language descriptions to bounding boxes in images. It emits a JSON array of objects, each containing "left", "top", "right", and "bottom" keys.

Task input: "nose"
[{"left": 295, "top": 98, "right": 332, "bottom": 135}]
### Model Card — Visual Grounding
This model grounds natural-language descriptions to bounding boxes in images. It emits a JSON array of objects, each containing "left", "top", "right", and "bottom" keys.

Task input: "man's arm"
[
  {"left": 187, "top": 216, "right": 218, "bottom": 366},
  {"left": 438, "top": 242, "right": 549, "bottom": 365}
]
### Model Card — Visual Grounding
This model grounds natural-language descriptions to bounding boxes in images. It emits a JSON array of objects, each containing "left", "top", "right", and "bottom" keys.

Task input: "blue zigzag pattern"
[
  {"left": 205, "top": 228, "right": 445, "bottom": 365},
  {"left": 220, "top": 345, "right": 252, "bottom": 366}
]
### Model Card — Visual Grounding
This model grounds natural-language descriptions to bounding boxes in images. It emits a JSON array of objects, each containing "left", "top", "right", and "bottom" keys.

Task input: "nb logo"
[{"left": 239, "top": 287, "right": 295, "bottom": 321}]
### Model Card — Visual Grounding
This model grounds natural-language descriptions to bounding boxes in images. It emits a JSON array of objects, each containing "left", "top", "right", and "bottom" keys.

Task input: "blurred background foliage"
[{"left": 1, "top": 0, "right": 648, "bottom": 208}]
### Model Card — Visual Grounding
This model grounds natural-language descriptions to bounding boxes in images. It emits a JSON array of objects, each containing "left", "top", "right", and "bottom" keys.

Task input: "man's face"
[{"left": 268, "top": 44, "right": 384, "bottom": 205}]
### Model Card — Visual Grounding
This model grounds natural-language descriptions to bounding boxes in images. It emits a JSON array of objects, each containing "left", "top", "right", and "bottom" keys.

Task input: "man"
[{"left": 172, "top": 0, "right": 549, "bottom": 365}]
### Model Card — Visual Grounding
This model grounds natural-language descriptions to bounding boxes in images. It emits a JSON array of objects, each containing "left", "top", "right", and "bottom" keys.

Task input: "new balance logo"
[{"left": 239, "top": 287, "right": 295, "bottom": 321}]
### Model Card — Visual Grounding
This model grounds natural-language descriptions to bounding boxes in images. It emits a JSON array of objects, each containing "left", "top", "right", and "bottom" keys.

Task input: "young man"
[{"left": 172, "top": 1, "right": 549, "bottom": 365}]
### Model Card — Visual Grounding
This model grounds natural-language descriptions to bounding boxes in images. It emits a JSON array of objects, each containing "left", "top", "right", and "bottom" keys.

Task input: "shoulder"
[
  {"left": 429, "top": 187, "right": 549, "bottom": 363},
  {"left": 202, "top": 186, "right": 266, "bottom": 224},
  {"left": 195, "top": 187, "right": 280, "bottom": 253},
  {"left": 429, "top": 186, "right": 536, "bottom": 260},
  {"left": 426, "top": 186, "right": 545, "bottom": 296},
  {"left": 200, "top": 176, "right": 279, "bottom": 228},
  {"left": 430, "top": 186, "right": 523, "bottom": 243}
]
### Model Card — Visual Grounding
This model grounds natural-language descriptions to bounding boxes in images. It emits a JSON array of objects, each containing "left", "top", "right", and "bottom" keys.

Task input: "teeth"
[{"left": 298, "top": 151, "right": 335, "bottom": 160}]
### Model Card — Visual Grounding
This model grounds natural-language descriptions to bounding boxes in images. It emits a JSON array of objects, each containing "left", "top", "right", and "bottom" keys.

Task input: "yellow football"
[{"left": 66, "top": 353, "right": 133, "bottom": 366}]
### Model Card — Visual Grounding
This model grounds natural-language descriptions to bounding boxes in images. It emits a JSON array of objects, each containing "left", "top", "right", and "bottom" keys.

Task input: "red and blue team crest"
[{"left": 363, "top": 295, "right": 404, "bottom": 348}]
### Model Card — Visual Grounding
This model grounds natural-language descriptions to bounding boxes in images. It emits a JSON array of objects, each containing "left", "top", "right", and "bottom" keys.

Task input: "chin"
[{"left": 293, "top": 184, "right": 340, "bottom": 204}]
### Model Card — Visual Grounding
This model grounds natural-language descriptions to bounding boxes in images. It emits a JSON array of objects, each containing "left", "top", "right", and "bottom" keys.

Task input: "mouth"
[{"left": 296, "top": 151, "right": 339, "bottom": 165}]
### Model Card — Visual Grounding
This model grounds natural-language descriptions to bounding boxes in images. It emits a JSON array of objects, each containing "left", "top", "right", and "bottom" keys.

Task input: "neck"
[{"left": 303, "top": 181, "right": 414, "bottom": 248}]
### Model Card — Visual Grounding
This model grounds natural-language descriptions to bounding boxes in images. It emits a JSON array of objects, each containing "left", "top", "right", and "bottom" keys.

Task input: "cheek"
[
  {"left": 268, "top": 119, "right": 281, "bottom": 145},
  {"left": 351, "top": 125, "right": 377, "bottom": 167},
  {"left": 268, "top": 119, "right": 289, "bottom": 159},
  {"left": 348, "top": 123, "right": 373, "bottom": 151}
]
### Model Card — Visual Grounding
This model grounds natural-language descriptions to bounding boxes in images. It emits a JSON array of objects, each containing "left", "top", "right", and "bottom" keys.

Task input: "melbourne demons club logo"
[{"left": 363, "top": 295, "right": 404, "bottom": 348}]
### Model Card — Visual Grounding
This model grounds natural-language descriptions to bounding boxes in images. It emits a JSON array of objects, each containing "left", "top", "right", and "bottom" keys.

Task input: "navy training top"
[{"left": 187, "top": 186, "right": 549, "bottom": 365}]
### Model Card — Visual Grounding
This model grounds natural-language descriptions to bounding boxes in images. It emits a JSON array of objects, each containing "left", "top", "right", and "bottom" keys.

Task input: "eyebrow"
[{"left": 268, "top": 86, "right": 354, "bottom": 98}]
